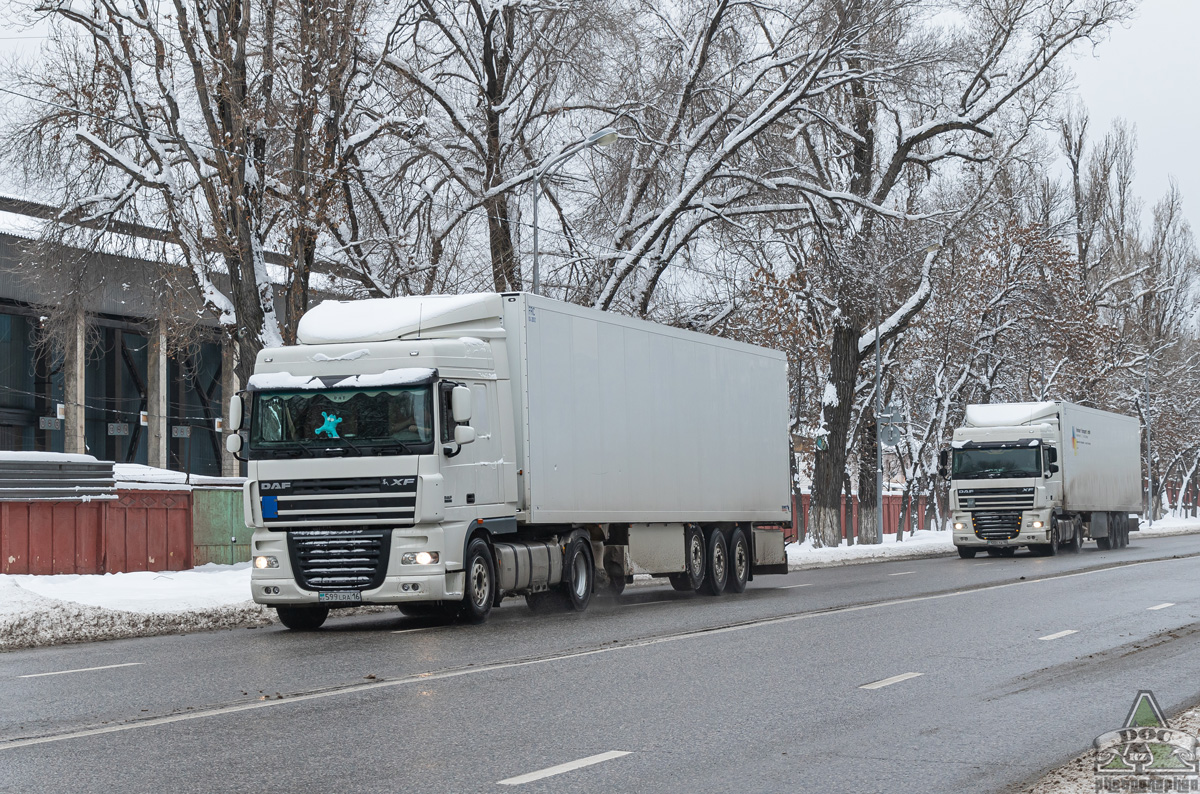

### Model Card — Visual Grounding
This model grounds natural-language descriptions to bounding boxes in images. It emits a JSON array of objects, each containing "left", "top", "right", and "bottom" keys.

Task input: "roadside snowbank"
[
  {"left": 787, "top": 529, "right": 955, "bottom": 569},
  {"left": 0, "top": 565, "right": 271, "bottom": 652}
]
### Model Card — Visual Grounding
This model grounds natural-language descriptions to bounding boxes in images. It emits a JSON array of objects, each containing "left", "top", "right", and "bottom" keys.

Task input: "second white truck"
[
  {"left": 941, "top": 401, "right": 1141, "bottom": 558},
  {"left": 227, "top": 292, "right": 792, "bottom": 629}
]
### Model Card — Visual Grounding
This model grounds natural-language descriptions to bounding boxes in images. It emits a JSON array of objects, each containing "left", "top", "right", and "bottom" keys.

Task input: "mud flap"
[{"left": 751, "top": 527, "right": 788, "bottom": 576}]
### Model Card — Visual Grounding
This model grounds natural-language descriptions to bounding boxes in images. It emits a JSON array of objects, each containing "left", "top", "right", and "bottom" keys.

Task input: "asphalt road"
[{"left": 4, "top": 533, "right": 1200, "bottom": 793}]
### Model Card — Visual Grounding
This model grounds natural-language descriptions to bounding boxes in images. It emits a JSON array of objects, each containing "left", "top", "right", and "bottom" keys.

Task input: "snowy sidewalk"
[{"left": 3, "top": 518, "right": 1199, "bottom": 651}]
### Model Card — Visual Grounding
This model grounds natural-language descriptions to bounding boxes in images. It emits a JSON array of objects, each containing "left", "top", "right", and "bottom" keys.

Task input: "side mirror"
[
  {"left": 1047, "top": 447, "right": 1058, "bottom": 463},
  {"left": 454, "top": 425, "right": 476, "bottom": 446},
  {"left": 1048, "top": 463, "right": 1059, "bottom": 474},
  {"left": 938, "top": 450, "right": 948, "bottom": 468},
  {"left": 229, "top": 394, "right": 244, "bottom": 430},
  {"left": 451, "top": 386, "right": 472, "bottom": 424},
  {"left": 938, "top": 467, "right": 949, "bottom": 480},
  {"left": 226, "top": 433, "right": 243, "bottom": 454}
]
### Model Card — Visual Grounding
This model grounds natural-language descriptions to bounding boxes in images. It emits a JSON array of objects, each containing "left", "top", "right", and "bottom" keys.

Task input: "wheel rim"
[
  {"left": 470, "top": 558, "right": 490, "bottom": 608},
  {"left": 689, "top": 534, "right": 704, "bottom": 577},
  {"left": 712, "top": 542, "right": 726, "bottom": 584},
  {"left": 571, "top": 552, "right": 589, "bottom": 599},
  {"left": 734, "top": 540, "right": 747, "bottom": 582}
]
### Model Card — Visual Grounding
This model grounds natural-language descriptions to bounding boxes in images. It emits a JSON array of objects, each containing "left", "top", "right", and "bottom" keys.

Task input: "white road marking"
[
  {"left": 18, "top": 663, "right": 144, "bottom": 679},
  {"left": 391, "top": 626, "right": 441, "bottom": 634},
  {"left": 1038, "top": 630, "right": 1079, "bottom": 641},
  {"left": 1148, "top": 603, "right": 1176, "bottom": 611},
  {"left": 3, "top": 555, "right": 1189, "bottom": 751},
  {"left": 497, "top": 751, "right": 630, "bottom": 785},
  {"left": 779, "top": 583, "right": 814, "bottom": 589},
  {"left": 628, "top": 600, "right": 670, "bottom": 607},
  {"left": 859, "top": 672, "right": 923, "bottom": 690},
  {"left": 973, "top": 562, "right": 994, "bottom": 567},
  {"left": 887, "top": 571, "right": 915, "bottom": 577}
]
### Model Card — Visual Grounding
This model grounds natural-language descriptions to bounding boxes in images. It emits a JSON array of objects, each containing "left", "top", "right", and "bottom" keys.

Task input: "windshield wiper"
[{"left": 337, "top": 436, "right": 366, "bottom": 456}]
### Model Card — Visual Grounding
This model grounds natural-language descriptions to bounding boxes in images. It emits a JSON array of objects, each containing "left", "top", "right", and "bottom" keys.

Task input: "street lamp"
[
  {"left": 531, "top": 127, "right": 619, "bottom": 295},
  {"left": 875, "top": 243, "right": 940, "bottom": 544}
]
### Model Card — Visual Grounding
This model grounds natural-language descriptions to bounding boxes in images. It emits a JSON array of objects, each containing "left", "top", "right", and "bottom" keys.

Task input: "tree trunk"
[
  {"left": 809, "top": 323, "right": 861, "bottom": 547},
  {"left": 857, "top": 408, "right": 879, "bottom": 544}
]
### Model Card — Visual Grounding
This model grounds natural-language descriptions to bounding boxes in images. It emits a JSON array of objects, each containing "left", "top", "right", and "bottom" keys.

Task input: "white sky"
[
  {"left": 1, "top": 0, "right": 1197, "bottom": 234},
  {"left": 1067, "top": 0, "right": 1200, "bottom": 235}
]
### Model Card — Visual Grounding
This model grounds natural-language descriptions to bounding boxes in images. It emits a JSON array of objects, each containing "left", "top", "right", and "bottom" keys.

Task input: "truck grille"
[
  {"left": 957, "top": 487, "right": 1035, "bottom": 510},
  {"left": 263, "top": 476, "right": 417, "bottom": 525},
  {"left": 972, "top": 512, "right": 1022, "bottom": 540},
  {"left": 287, "top": 529, "right": 392, "bottom": 591}
]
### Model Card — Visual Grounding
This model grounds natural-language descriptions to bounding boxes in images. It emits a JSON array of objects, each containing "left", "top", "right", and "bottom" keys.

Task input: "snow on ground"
[
  {"left": 0, "top": 566, "right": 271, "bottom": 652},
  {"left": 2, "top": 518, "right": 1198, "bottom": 652},
  {"left": 786, "top": 528, "right": 955, "bottom": 568}
]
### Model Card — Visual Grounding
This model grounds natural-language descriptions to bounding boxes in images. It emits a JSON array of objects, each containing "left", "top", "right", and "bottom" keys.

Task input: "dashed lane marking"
[
  {"left": 1038, "top": 630, "right": 1079, "bottom": 641},
  {"left": 497, "top": 751, "right": 631, "bottom": 785},
  {"left": 860, "top": 672, "right": 923, "bottom": 690},
  {"left": 888, "top": 571, "right": 915, "bottom": 577},
  {"left": 1147, "top": 603, "right": 1175, "bottom": 611}
]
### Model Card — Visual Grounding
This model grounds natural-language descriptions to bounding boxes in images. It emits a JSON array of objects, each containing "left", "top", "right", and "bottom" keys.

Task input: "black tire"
[
  {"left": 957, "top": 546, "right": 977, "bottom": 559},
  {"left": 561, "top": 535, "right": 595, "bottom": 612},
  {"left": 999, "top": 547, "right": 1017, "bottom": 558},
  {"left": 275, "top": 605, "right": 329, "bottom": 631},
  {"left": 601, "top": 550, "right": 626, "bottom": 597},
  {"left": 1063, "top": 520, "right": 1081, "bottom": 553},
  {"left": 699, "top": 528, "right": 728, "bottom": 596},
  {"left": 1119, "top": 517, "right": 1130, "bottom": 548},
  {"left": 458, "top": 538, "right": 495, "bottom": 624},
  {"left": 1044, "top": 538, "right": 1059, "bottom": 556},
  {"left": 682, "top": 524, "right": 706, "bottom": 590},
  {"left": 726, "top": 528, "right": 749, "bottom": 594}
]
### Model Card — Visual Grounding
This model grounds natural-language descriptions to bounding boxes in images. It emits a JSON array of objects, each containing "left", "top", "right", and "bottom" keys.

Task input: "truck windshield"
[
  {"left": 250, "top": 386, "right": 435, "bottom": 454},
  {"left": 952, "top": 447, "right": 1041, "bottom": 479}
]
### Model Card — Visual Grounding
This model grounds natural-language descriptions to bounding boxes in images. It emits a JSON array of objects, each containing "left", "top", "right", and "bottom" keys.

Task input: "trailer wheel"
[
  {"left": 957, "top": 546, "right": 977, "bottom": 559},
  {"left": 275, "top": 606, "right": 329, "bottom": 631},
  {"left": 458, "top": 538, "right": 495, "bottom": 624},
  {"left": 726, "top": 528, "right": 749, "bottom": 594},
  {"left": 699, "top": 529, "right": 728, "bottom": 596},
  {"left": 562, "top": 535, "right": 595, "bottom": 612},
  {"left": 684, "top": 524, "right": 706, "bottom": 590}
]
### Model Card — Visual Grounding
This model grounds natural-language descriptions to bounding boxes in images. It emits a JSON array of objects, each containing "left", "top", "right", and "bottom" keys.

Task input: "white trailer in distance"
[
  {"left": 941, "top": 401, "right": 1141, "bottom": 558},
  {"left": 227, "top": 292, "right": 792, "bottom": 629}
]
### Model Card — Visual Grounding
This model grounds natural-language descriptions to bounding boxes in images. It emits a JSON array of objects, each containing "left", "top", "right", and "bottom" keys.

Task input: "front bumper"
[
  {"left": 952, "top": 510, "right": 1052, "bottom": 547},
  {"left": 249, "top": 525, "right": 465, "bottom": 606}
]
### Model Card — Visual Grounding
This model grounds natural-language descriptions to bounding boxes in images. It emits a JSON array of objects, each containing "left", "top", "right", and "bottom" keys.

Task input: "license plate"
[
  {"left": 986, "top": 539, "right": 1004, "bottom": 546},
  {"left": 318, "top": 592, "right": 361, "bottom": 603}
]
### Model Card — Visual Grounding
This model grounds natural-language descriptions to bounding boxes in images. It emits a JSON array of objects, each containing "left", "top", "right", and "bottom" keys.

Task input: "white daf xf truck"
[
  {"left": 940, "top": 401, "right": 1141, "bottom": 558},
  {"left": 226, "top": 292, "right": 792, "bottom": 629}
]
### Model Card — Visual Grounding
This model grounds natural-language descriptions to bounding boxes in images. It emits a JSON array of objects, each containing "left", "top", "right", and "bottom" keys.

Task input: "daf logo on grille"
[{"left": 261, "top": 481, "right": 292, "bottom": 491}]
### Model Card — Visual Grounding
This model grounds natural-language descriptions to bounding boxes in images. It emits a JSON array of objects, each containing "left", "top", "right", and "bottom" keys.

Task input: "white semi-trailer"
[
  {"left": 941, "top": 401, "right": 1141, "bottom": 558},
  {"left": 226, "top": 292, "right": 792, "bottom": 629}
]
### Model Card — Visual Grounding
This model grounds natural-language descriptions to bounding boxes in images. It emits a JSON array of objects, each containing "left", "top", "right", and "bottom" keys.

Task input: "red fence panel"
[{"left": 0, "top": 490, "right": 193, "bottom": 575}]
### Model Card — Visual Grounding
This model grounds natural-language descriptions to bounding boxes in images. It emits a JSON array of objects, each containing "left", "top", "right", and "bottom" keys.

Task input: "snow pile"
[
  {"left": 114, "top": 463, "right": 243, "bottom": 490},
  {"left": 787, "top": 529, "right": 956, "bottom": 569},
  {"left": 1137, "top": 516, "right": 1200, "bottom": 537},
  {"left": 0, "top": 565, "right": 270, "bottom": 651}
]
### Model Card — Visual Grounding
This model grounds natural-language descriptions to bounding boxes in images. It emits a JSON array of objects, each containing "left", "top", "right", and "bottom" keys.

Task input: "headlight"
[
  {"left": 254, "top": 555, "right": 279, "bottom": 569},
  {"left": 953, "top": 522, "right": 966, "bottom": 530},
  {"left": 1032, "top": 521, "right": 1044, "bottom": 528},
  {"left": 401, "top": 551, "right": 439, "bottom": 565}
]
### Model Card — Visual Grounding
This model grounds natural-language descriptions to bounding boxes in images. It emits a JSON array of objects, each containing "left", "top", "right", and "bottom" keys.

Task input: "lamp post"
[
  {"left": 875, "top": 244, "right": 940, "bottom": 543},
  {"left": 531, "top": 127, "right": 618, "bottom": 296}
]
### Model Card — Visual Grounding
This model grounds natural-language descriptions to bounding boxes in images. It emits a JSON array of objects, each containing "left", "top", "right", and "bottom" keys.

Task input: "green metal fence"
[{"left": 192, "top": 487, "right": 250, "bottom": 565}]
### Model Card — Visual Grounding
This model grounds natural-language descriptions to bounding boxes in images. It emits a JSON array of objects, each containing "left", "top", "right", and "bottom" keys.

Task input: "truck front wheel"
[
  {"left": 275, "top": 606, "right": 329, "bottom": 631},
  {"left": 459, "top": 538, "right": 495, "bottom": 624},
  {"left": 957, "top": 546, "right": 977, "bottom": 559}
]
